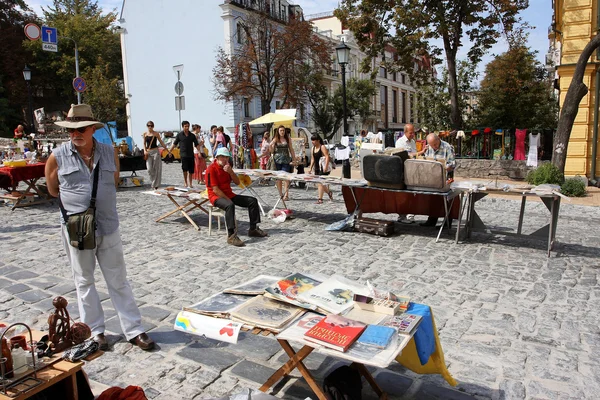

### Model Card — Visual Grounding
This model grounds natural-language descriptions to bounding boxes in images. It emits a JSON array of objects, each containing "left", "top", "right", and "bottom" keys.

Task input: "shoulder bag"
[
  {"left": 59, "top": 162, "right": 100, "bottom": 250},
  {"left": 143, "top": 136, "right": 155, "bottom": 161}
]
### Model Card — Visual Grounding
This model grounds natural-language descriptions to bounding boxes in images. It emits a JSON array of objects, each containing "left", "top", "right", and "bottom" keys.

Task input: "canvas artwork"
[
  {"left": 223, "top": 275, "right": 282, "bottom": 295},
  {"left": 184, "top": 292, "right": 250, "bottom": 316},
  {"left": 230, "top": 295, "right": 305, "bottom": 330}
]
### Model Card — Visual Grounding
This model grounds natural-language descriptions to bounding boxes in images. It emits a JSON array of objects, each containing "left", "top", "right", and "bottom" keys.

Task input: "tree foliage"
[
  {"left": 83, "top": 59, "right": 126, "bottom": 123},
  {"left": 23, "top": 0, "right": 123, "bottom": 113},
  {"left": 0, "top": 0, "right": 35, "bottom": 136},
  {"left": 476, "top": 42, "right": 558, "bottom": 130},
  {"left": 305, "top": 73, "right": 376, "bottom": 140},
  {"left": 212, "top": 12, "right": 331, "bottom": 116},
  {"left": 335, "top": 0, "right": 528, "bottom": 129},
  {"left": 419, "top": 60, "right": 478, "bottom": 131}
]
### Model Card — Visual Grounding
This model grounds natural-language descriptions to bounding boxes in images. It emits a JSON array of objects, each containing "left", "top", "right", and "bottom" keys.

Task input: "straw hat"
[{"left": 55, "top": 104, "right": 104, "bottom": 129}]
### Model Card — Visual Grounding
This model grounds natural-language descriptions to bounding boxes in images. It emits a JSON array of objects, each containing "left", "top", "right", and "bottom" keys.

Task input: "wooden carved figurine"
[{"left": 48, "top": 296, "right": 72, "bottom": 352}]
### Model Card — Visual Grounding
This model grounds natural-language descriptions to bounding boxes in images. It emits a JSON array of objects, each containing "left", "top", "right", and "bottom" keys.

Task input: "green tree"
[
  {"left": 212, "top": 12, "right": 331, "bottom": 115},
  {"left": 83, "top": 60, "right": 126, "bottom": 123},
  {"left": 419, "top": 60, "right": 479, "bottom": 130},
  {"left": 335, "top": 0, "right": 527, "bottom": 130},
  {"left": 23, "top": 0, "right": 122, "bottom": 114},
  {"left": 477, "top": 43, "right": 558, "bottom": 130},
  {"left": 0, "top": 0, "right": 36, "bottom": 136}
]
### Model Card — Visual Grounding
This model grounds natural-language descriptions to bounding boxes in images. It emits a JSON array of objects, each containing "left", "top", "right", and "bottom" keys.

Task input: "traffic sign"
[
  {"left": 42, "top": 43, "right": 58, "bottom": 52},
  {"left": 73, "top": 77, "right": 87, "bottom": 93},
  {"left": 173, "top": 64, "right": 184, "bottom": 80},
  {"left": 175, "top": 96, "right": 185, "bottom": 111},
  {"left": 174, "top": 81, "right": 184, "bottom": 95},
  {"left": 41, "top": 26, "right": 57, "bottom": 44},
  {"left": 24, "top": 23, "right": 41, "bottom": 41}
]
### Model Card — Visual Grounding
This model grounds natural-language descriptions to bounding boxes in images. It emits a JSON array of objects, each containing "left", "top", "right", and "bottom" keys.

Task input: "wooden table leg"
[
  {"left": 351, "top": 362, "right": 387, "bottom": 399},
  {"left": 65, "top": 371, "right": 79, "bottom": 400},
  {"left": 259, "top": 340, "right": 327, "bottom": 400}
]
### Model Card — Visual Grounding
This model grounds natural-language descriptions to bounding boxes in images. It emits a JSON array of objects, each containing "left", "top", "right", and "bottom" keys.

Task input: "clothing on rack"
[
  {"left": 514, "top": 129, "right": 526, "bottom": 160},
  {"left": 526, "top": 132, "right": 540, "bottom": 167}
]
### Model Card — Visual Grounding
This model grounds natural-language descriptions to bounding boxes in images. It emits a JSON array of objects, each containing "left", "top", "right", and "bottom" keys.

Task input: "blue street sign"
[
  {"left": 73, "top": 77, "right": 87, "bottom": 93},
  {"left": 41, "top": 26, "right": 57, "bottom": 44}
]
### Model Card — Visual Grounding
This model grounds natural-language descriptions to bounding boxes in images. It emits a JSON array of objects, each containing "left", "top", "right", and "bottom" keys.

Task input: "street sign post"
[
  {"left": 174, "top": 81, "right": 184, "bottom": 96},
  {"left": 24, "top": 23, "right": 41, "bottom": 41},
  {"left": 73, "top": 77, "right": 87, "bottom": 93},
  {"left": 41, "top": 26, "right": 58, "bottom": 53}
]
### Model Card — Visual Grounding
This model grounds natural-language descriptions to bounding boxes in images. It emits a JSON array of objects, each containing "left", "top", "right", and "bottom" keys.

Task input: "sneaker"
[
  {"left": 248, "top": 227, "right": 268, "bottom": 238},
  {"left": 227, "top": 234, "right": 246, "bottom": 247},
  {"left": 397, "top": 214, "right": 415, "bottom": 224}
]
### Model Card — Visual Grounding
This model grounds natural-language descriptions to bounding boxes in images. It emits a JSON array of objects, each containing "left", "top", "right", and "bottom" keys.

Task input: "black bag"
[
  {"left": 59, "top": 163, "right": 100, "bottom": 250},
  {"left": 323, "top": 365, "right": 362, "bottom": 400},
  {"left": 363, "top": 154, "right": 406, "bottom": 189}
]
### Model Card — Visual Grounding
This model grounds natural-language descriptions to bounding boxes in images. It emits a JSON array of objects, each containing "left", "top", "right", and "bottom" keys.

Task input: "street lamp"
[
  {"left": 22, "top": 65, "right": 35, "bottom": 134},
  {"left": 336, "top": 40, "right": 351, "bottom": 178}
]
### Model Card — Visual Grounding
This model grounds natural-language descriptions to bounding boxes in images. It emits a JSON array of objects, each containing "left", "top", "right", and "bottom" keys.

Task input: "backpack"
[{"left": 323, "top": 365, "right": 362, "bottom": 400}]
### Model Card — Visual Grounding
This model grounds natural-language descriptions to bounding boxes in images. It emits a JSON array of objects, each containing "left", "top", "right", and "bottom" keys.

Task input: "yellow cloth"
[{"left": 395, "top": 308, "right": 457, "bottom": 386}]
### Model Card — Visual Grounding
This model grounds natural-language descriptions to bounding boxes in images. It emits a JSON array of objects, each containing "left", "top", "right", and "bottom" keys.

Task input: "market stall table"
[
  {"left": 0, "top": 163, "right": 51, "bottom": 210},
  {"left": 463, "top": 189, "right": 561, "bottom": 256},
  {"left": 341, "top": 186, "right": 465, "bottom": 242}
]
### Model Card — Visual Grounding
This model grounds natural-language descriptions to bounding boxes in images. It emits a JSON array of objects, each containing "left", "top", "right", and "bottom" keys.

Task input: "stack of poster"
[
  {"left": 230, "top": 295, "right": 305, "bottom": 333},
  {"left": 184, "top": 292, "right": 250, "bottom": 318},
  {"left": 297, "top": 275, "right": 370, "bottom": 315},
  {"left": 223, "top": 275, "right": 281, "bottom": 295},
  {"left": 264, "top": 273, "right": 325, "bottom": 309}
]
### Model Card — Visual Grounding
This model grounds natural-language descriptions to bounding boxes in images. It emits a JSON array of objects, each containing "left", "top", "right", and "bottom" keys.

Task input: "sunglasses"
[
  {"left": 147, "top": 124, "right": 154, "bottom": 127},
  {"left": 67, "top": 127, "right": 89, "bottom": 134}
]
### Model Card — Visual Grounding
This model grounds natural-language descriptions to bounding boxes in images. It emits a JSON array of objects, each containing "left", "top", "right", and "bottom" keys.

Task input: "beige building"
[
  {"left": 550, "top": 0, "right": 600, "bottom": 178},
  {"left": 309, "top": 12, "right": 423, "bottom": 138}
]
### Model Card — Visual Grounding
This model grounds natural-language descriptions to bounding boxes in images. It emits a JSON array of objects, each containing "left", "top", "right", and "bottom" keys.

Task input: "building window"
[
  {"left": 379, "top": 67, "right": 387, "bottom": 79},
  {"left": 409, "top": 93, "right": 415, "bottom": 123},
  {"left": 401, "top": 91, "right": 407, "bottom": 123},
  {"left": 392, "top": 89, "right": 398, "bottom": 123},
  {"left": 275, "top": 100, "right": 281, "bottom": 110},
  {"left": 237, "top": 23, "right": 243, "bottom": 44},
  {"left": 300, "top": 103, "right": 306, "bottom": 121},
  {"left": 392, "top": 72, "right": 397, "bottom": 82},
  {"left": 243, "top": 98, "right": 251, "bottom": 118},
  {"left": 401, "top": 74, "right": 406, "bottom": 84},
  {"left": 380, "top": 85, "right": 388, "bottom": 127}
]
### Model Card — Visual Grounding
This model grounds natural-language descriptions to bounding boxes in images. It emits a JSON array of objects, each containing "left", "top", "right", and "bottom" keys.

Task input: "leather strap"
[{"left": 59, "top": 160, "right": 100, "bottom": 224}]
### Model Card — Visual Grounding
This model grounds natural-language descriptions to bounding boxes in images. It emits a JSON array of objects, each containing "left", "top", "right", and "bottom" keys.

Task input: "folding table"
[
  {"left": 0, "top": 163, "right": 52, "bottom": 210},
  {"left": 154, "top": 189, "right": 210, "bottom": 231}
]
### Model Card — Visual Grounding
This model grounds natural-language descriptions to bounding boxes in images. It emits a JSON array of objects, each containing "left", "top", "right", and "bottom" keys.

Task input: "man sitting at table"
[
  {"left": 420, "top": 133, "right": 456, "bottom": 227},
  {"left": 206, "top": 148, "right": 268, "bottom": 247}
]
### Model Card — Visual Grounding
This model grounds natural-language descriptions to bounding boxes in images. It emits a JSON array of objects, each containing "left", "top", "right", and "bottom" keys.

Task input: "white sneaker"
[{"left": 398, "top": 214, "right": 415, "bottom": 224}]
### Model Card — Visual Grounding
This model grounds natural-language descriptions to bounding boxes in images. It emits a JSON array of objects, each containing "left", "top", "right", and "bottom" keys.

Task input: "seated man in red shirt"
[{"left": 206, "top": 148, "right": 268, "bottom": 247}]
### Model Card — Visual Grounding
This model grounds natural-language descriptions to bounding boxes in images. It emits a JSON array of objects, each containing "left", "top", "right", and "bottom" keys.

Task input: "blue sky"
[{"left": 27, "top": 0, "right": 552, "bottom": 82}]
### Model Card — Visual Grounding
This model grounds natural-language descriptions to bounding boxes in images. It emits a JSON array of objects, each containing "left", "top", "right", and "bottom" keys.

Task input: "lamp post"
[
  {"left": 22, "top": 65, "right": 35, "bottom": 134},
  {"left": 336, "top": 41, "right": 351, "bottom": 178}
]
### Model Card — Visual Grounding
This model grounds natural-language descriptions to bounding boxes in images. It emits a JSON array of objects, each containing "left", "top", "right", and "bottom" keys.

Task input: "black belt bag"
[{"left": 60, "top": 161, "right": 100, "bottom": 250}]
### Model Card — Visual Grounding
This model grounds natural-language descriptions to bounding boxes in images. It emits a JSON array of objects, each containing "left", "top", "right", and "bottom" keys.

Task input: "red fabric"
[
  {"left": 341, "top": 186, "right": 460, "bottom": 218},
  {"left": 206, "top": 162, "right": 235, "bottom": 204},
  {"left": 192, "top": 153, "right": 207, "bottom": 183},
  {"left": 483, "top": 127, "right": 492, "bottom": 134},
  {"left": 97, "top": 386, "right": 147, "bottom": 400},
  {"left": 514, "top": 129, "right": 527, "bottom": 160},
  {"left": 0, "top": 163, "right": 46, "bottom": 189},
  {"left": 471, "top": 130, "right": 480, "bottom": 136}
]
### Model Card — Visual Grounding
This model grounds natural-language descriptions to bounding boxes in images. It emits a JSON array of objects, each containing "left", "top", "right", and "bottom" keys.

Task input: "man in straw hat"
[
  {"left": 206, "top": 147, "right": 268, "bottom": 247},
  {"left": 45, "top": 104, "right": 155, "bottom": 351}
]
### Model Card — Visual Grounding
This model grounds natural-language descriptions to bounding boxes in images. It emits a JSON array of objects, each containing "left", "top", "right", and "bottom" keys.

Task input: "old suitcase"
[
  {"left": 355, "top": 217, "right": 395, "bottom": 237},
  {"left": 363, "top": 154, "right": 406, "bottom": 189},
  {"left": 404, "top": 158, "right": 450, "bottom": 192}
]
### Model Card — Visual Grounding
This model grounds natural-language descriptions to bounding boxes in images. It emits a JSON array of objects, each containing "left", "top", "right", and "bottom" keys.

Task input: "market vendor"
[
  {"left": 206, "top": 147, "right": 268, "bottom": 247},
  {"left": 395, "top": 124, "right": 427, "bottom": 157},
  {"left": 13, "top": 124, "right": 25, "bottom": 139},
  {"left": 420, "top": 133, "right": 456, "bottom": 227}
]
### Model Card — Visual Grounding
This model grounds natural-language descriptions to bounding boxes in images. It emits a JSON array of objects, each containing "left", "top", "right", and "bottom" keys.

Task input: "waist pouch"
[{"left": 66, "top": 207, "right": 97, "bottom": 250}]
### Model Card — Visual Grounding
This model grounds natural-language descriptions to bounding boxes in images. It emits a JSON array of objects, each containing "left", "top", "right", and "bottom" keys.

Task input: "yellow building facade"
[{"left": 552, "top": 0, "right": 600, "bottom": 178}]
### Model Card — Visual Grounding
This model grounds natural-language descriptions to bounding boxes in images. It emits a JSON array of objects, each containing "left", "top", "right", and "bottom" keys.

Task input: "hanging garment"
[
  {"left": 514, "top": 129, "right": 527, "bottom": 160},
  {"left": 527, "top": 133, "right": 540, "bottom": 167}
]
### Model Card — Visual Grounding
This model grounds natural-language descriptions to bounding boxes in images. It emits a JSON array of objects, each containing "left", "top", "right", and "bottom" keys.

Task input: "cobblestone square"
[{"left": 1, "top": 162, "right": 599, "bottom": 399}]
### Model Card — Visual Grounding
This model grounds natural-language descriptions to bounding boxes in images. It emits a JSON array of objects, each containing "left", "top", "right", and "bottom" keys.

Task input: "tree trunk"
[
  {"left": 446, "top": 56, "right": 462, "bottom": 130},
  {"left": 553, "top": 33, "right": 600, "bottom": 173}
]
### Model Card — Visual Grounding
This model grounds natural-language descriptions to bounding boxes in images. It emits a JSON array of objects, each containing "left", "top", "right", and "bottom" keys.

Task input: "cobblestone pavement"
[{"left": 1, "top": 162, "right": 599, "bottom": 400}]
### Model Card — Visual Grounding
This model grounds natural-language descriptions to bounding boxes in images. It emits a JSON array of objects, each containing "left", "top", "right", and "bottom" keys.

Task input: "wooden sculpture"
[{"left": 48, "top": 296, "right": 72, "bottom": 352}]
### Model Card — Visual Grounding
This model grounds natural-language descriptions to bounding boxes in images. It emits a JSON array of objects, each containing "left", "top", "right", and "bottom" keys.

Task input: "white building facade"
[{"left": 118, "top": 0, "right": 231, "bottom": 137}]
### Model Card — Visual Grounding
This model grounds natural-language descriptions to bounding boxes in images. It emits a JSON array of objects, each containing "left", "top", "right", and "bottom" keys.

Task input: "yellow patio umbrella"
[{"left": 248, "top": 113, "right": 296, "bottom": 125}]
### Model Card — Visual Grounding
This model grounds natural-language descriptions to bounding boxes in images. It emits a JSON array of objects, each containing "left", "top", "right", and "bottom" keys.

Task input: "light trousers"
[
  {"left": 146, "top": 149, "right": 162, "bottom": 188},
  {"left": 61, "top": 226, "right": 144, "bottom": 341}
]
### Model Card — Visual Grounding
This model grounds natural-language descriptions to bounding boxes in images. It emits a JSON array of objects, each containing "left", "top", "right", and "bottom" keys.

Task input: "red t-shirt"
[{"left": 206, "top": 162, "right": 235, "bottom": 204}]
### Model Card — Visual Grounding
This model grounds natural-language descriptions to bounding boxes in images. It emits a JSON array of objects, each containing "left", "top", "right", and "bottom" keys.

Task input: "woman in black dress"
[{"left": 308, "top": 134, "right": 333, "bottom": 204}]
